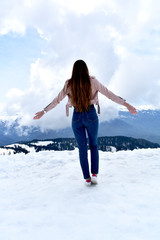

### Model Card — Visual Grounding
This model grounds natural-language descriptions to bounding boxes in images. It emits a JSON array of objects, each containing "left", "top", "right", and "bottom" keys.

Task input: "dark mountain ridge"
[{"left": 0, "top": 136, "right": 159, "bottom": 155}]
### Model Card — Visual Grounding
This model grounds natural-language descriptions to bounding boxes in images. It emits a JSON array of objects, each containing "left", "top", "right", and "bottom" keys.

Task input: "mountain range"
[{"left": 0, "top": 109, "right": 160, "bottom": 146}]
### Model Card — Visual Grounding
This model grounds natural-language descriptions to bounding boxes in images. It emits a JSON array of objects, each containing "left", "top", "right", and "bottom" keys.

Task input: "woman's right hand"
[{"left": 33, "top": 111, "right": 45, "bottom": 120}]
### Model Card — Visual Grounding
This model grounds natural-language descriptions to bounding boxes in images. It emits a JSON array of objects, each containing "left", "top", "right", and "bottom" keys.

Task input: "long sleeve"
[
  {"left": 94, "top": 78, "right": 126, "bottom": 105},
  {"left": 44, "top": 81, "right": 68, "bottom": 112}
]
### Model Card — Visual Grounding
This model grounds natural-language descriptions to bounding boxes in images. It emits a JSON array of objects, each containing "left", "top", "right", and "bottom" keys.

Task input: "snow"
[
  {"left": 0, "top": 148, "right": 14, "bottom": 155},
  {"left": 0, "top": 148, "right": 160, "bottom": 240},
  {"left": 31, "top": 141, "right": 53, "bottom": 146},
  {"left": 6, "top": 144, "right": 35, "bottom": 152}
]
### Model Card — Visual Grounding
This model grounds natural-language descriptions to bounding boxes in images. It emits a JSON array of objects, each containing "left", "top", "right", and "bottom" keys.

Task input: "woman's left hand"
[
  {"left": 124, "top": 102, "right": 137, "bottom": 115},
  {"left": 128, "top": 105, "right": 137, "bottom": 115},
  {"left": 33, "top": 111, "right": 45, "bottom": 120}
]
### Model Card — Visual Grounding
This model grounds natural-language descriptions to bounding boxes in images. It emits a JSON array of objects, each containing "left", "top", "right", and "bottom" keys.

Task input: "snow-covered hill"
[
  {"left": 0, "top": 149, "right": 160, "bottom": 240},
  {"left": 0, "top": 137, "right": 159, "bottom": 155}
]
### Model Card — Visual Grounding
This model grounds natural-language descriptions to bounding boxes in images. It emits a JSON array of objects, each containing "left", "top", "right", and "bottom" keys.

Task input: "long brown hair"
[{"left": 68, "top": 60, "right": 92, "bottom": 112}]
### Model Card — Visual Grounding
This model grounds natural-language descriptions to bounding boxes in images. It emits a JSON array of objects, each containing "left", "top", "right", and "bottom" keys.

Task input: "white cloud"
[
  {"left": 0, "top": 18, "right": 25, "bottom": 35},
  {"left": 108, "top": 53, "right": 160, "bottom": 107},
  {"left": 6, "top": 88, "right": 24, "bottom": 98},
  {"left": 1, "top": 0, "right": 160, "bottom": 133},
  {"left": 57, "top": 0, "right": 107, "bottom": 15}
]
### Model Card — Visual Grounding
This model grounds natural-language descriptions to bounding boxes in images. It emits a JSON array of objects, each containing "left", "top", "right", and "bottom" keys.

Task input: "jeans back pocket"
[
  {"left": 72, "top": 111, "right": 81, "bottom": 122},
  {"left": 86, "top": 108, "right": 98, "bottom": 122}
]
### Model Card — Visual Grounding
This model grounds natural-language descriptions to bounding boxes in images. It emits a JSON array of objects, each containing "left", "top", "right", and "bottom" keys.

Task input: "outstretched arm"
[
  {"left": 94, "top": 78, "right": 137, "bottom": 115},
  {"left": 33, "top": 80, "right": 68, "bottom": 120}
]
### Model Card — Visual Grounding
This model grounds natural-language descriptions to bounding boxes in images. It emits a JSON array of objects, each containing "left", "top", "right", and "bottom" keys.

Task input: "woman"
[{"left": 33, "top": 60, "right": 137, "bottom": 185}]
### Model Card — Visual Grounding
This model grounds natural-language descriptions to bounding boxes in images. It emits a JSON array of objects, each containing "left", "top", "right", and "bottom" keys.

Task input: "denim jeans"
[{"left": 72, "top": 105, "right": 99, "bottom": 179}]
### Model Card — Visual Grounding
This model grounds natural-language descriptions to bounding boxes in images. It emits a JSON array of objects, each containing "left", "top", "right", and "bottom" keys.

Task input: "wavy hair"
[{"left": 67, "top": 60, "right": 92, "bottom": 112}]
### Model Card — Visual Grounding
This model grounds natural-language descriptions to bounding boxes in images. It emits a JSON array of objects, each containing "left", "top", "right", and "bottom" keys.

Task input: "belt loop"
[
  {"left": 97, "top": 104, "right": 100, "bottom": 115},
  {"left": 66, "top": 105, "right": 69, "bottom": 116}
]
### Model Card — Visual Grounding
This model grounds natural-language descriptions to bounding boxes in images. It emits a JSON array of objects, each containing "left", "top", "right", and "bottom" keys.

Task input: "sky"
[{"left": 0, "top": 0, "right": 160, "bottom": 131}]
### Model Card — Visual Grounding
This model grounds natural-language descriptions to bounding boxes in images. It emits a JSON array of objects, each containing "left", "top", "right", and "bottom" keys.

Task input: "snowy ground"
[{"left": 0, "top": 148, "right": 160, "bottom": 240}]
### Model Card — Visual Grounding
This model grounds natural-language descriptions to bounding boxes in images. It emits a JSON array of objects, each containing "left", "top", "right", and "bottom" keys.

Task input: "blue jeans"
[{"left": 72, "top": 105, "right": 99, "bottom": 179}]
